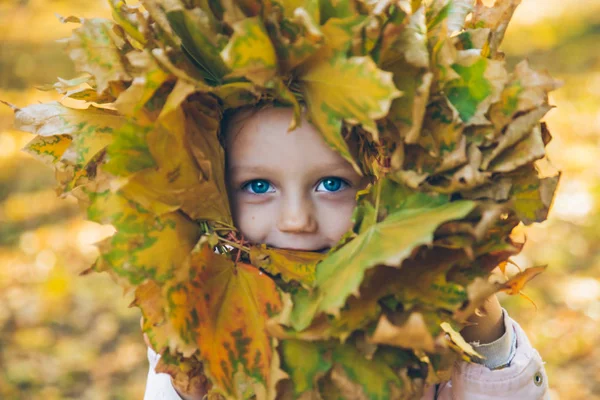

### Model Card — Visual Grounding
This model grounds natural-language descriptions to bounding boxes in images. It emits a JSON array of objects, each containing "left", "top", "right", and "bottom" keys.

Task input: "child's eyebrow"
[
  {"left": 228, "top": 165, "right": 273, "bottom": 174},
  {"left": 229, "top": 162, "right": 354, "bottom": 174}
]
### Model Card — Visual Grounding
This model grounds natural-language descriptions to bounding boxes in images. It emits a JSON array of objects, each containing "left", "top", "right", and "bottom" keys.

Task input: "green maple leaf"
[{"left": 290, "top": 179, "right": 475, "bottom": 331}]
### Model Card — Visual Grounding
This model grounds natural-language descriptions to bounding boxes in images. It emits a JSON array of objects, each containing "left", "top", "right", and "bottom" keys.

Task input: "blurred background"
[{"left": 0, "top": 0, "right": 599, "bottom": 399}]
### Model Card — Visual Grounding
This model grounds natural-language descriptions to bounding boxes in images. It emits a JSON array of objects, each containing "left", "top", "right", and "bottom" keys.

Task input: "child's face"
[{"left": 225, "top": 107, "right": 365, "bottom": 253}]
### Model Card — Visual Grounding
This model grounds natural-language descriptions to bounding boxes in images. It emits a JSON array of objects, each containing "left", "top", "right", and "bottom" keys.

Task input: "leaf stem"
[
  {"left": 200, "top": 221, "right": 210, "bottom": 234},
  {"left": 213, "top": 221, "right": 237, "bottom": 231},
  {"left": 373, "top": 181, "right": 382, "bottom": 226},
  {"left": 218, "top": 237, "right": 251, "bottom": 254}
]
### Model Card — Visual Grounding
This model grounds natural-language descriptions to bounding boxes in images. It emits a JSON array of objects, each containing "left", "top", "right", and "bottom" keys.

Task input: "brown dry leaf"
[
  {"left": 329, "top": 294, "right": 381, "bottom": 342},
  {"left": 435, "top": 143, "right": 491, "bottom": 193},
  {"left": 481, "top": 104, "right": 551, "bottom": 170},
  {"left": 499, "top": 265, "right": 547, "bottom": 295},
  {"left": 488, "top": 125, "right": 546, "bottom": 173},
  {"left": 510, "top": 167, "right": 560, "bottom": 225},
  {"left": 368, "top": 312, "right": 436, "bottom": 352},
  {"left": 511, "top": 60, "right": 563, "bottom": 111},
  {"left": 118, "top": 114, "right": 228, "bottom": 221},
  {"left": 155, "top": 353, "right": 212, "bottom": 398},
  {"left": 329, "top": 364, "right": 369, "bottom": 400},
  {"left": 453, "top": 277, "right": 502, "bottom": 323},
  {"left": 468, "top": 0, "right": 522, "bottom": 54}
]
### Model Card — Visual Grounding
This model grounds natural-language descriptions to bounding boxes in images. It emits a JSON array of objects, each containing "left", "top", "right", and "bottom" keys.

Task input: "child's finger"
[
  {"left": 140, "top": 316, "right": 155, "bottom": 350},
  {"left": 143, "top": 332, "right": 152, "bottom": 349}
]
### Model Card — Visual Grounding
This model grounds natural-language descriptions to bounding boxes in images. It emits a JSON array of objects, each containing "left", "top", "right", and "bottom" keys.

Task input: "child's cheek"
[
  {"left": 232, "top": 200, "right": 273, "bottom": 244},
  {"left": 316, "top": 197, "right": 357, "bottom": 242}
]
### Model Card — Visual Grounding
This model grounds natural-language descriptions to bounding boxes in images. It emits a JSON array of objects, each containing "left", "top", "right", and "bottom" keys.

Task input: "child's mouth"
[{"left": 279, "top": 247, "right": 330, "bottom": 254}]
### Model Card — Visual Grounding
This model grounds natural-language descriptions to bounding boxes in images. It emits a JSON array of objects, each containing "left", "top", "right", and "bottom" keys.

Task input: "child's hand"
[
  {"left": 459, "top": 294, "right": 505, "bottom": 344},
  {"left": 141, "top": 317, "right": 207, "bottom": 400}
]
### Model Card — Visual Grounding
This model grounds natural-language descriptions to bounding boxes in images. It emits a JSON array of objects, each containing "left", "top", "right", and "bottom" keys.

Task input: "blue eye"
[
  {"left": 242, "top": 179, "right": 275, "bottom": 194},
  {"left": 316, "top": 177, "right": 348, "bottom": 193}
]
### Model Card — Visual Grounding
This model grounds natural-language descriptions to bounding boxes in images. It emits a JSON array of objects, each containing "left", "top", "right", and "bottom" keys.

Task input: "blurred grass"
[{"left": 0, "top": 0, "right": 599, "bottom": 399}]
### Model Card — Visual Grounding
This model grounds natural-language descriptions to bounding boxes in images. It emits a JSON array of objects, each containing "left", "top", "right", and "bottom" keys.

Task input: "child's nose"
[{"left": 277, "top": 195, "right": 317, "bottom": 233}]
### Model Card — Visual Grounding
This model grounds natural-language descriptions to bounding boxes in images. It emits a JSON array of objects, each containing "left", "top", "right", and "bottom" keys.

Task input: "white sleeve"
[
  {"left": 468, "top": 307, "right": 518, "bottom": 370},
  {"left": 434, "top": 308, "right": 550, "bottom": 399},
  {"left": 144, "top": 347, "right": 184, "bottom": 400}
]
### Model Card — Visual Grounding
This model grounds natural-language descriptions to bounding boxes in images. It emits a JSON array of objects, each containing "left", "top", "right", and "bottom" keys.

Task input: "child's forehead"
[
  {"left": 223, "top": 106, "right": 297, "bottom": 147},
  {"left": 224, "top": 107, "right": 352, "bottom": 167},
  {"left": 225, "top": 105, "right": 285, "bottom": 128},
  {"left": 222, "top": 105, "right": 366, "bottom": 177}
]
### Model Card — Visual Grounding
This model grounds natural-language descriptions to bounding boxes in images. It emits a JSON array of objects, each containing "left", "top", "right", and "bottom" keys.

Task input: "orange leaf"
[
  {"left": 133, "top": 280, "right": 196, "bottom": 357},
  {"left": 499, "top": 265, "right": 547, "bottom": 295},
  {"left": 168, "top": 244, "right": 283, "bottom": 397}
]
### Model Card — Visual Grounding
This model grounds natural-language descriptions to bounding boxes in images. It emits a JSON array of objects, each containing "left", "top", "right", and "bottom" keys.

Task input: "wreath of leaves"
[{"left": 8, "top": 0, "right": 561, "bottom": 399}]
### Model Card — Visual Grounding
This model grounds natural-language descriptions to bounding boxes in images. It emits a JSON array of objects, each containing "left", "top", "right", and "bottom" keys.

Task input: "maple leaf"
[
  {"left": 102, "top": 119, "right": 156, "bottom": 177},
  {"left": 108, "top": 0, "right": 148, "bottom": 45},
  {"left": 368, "top": 312, "right": 437, "bottom": 353},
  {"left": 22, "top": 134, "right": 73, "bottom": 165},
  {"left": 378, "top": 6, "right": 429, "bottom": 70},
  {"left": 387, "top": 65, "right": 433, "bottom": 145},
  {"left": 249, "top": 245, "right": 323, "bottom": 288},
  {"left": 61, "top": 18, "right": 131, "bottom": 94},
  {"left": 114, "top": 51, "right": 171, "bottom": 117},
  {"left": 290, "top": 179, "right": 475, "bottom": 331},
  {"left": 14, "top": 102, "right": 123, "bottom": 190},
  {"left": 326, "top": 343, "right": 417, "bottom": 400},
  {"left": 115, "top": 103, "right": 231, "bottom": 223},
  {"left": 446, "top": 0, "right": 474, "bottom": 34},
  {"left": 377, "top": 5, "right": 433, "bottom": 144},
  {"left": 322, "top": 0, "right": 363, "bottom": 21},
  {"left": 417, "top": 99, "right": 465, "bottom": 166},
  {"left": 385, "top": 248, "right": 470, "bottom": 311},
  {"left": 445, "top": 54, "right": 507, "bottom": 124},
  {"left": 269, "top": 1, "right": 323, "bottom": 74},
  {"left": 440, "top": 322, "right": 483, "bottom": 362},
  {"left": 37, "top": 74, "right": 121, "bottom": 103},
  {"left": 155, "top": 351, "right": 212, "bottom": 399},
  {"left": 486, "top": 125, "right": 546, "bottom": 173},
  {"left": 481, "top": 104, "right": 551, "bottom": 169},
  {"left": 499, "top": 265, "right": 547, "bottom": 296},
  {"left": 86, "top": 190, "right": 200, "bottom": 284},
  {"left": 133, "top": 279, "right": 196, "bottom": 356},
  {"left": 162, "top": 0, "right": 230, "bottom": 84},
  {"left": 467, "top": 0, "right": 522, "bottom": 54},
  {"left": 297, "top": 16, "right": 401, "bottom": 171},
  {"left": 278, "top": 339, "right": 332, "bottom": 396},
  {"left": 221, "top": 17, "right": 278, "bottom": 86},
  {"left": 167, "top": 244, "right": 283, "bottom": 398},
  {"left": 510, "top": 166, "right": 560, "bottom": 225}
]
